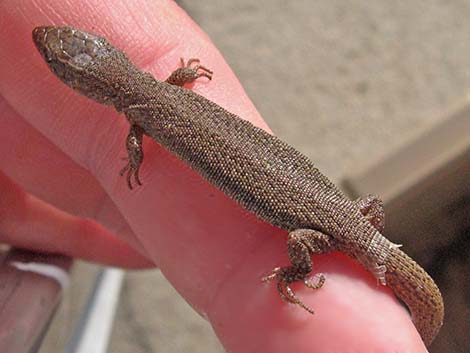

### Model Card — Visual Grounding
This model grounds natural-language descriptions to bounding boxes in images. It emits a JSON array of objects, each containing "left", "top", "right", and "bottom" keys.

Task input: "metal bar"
[{"left": 65, "top": 268, "right": 124, "bottom": 353}]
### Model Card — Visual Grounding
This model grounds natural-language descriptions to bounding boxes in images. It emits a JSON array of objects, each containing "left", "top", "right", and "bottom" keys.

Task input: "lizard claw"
[
  {"left": 119, "top": 161, "right": 130, "bottom": 177},
  {"left": 119, "top": 160, "right": 142, "bottom": 190},
  {"left": 166, "top": 58, "right": 213, "bottom": 86},
  {"left": 304, "top": 273, "right": 326, "bottom": 289},
  {"left": 181, "top": 57, "right": 213, "bottom": 80},
  {"left": 261, "top": 267, "right": 281, "bottom": 282}
]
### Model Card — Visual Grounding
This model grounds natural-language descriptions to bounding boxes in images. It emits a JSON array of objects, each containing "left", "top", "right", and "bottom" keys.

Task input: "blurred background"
[{"left": 4, "top": 1, "right": 468, "bottom": 353}]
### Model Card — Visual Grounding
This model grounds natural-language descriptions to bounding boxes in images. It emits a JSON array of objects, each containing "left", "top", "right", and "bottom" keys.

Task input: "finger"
[
  {"left": 0, "top": 170, "right": 153, "bottom": 269},
  {"left": 0, "top": 96, "right": 147, "bottom": 255},
  {"left": 0, "top": 1, "right": 426, "bottom": 352}
]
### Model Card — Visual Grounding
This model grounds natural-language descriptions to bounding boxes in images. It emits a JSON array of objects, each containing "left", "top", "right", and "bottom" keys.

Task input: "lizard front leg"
[
  {"left": 120, "top": 124, "right": 144, "bottom": 189},
  {"left": 119, "top": 59, "right": 212, "bottom": 189},
  {"left": 262, "top": 229, "right": 335, "bottom": 314},
  {"left": 165, "top": 58, "right": 213, "bottom": 86}
]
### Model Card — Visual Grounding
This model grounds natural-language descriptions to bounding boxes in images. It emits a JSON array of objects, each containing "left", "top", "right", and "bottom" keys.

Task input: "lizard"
[{"left": 32, "top": 25, "right": 444, "bottom": 346}]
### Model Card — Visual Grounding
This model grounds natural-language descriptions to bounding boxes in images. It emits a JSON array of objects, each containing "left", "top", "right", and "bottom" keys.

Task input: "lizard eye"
[{"left": 64, "top": 52, "right": 94, "bottom": 70}]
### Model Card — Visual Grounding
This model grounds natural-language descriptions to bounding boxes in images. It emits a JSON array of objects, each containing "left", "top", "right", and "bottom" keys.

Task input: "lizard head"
[{"left": 32, "top": 26, "right": 119, "bottom": 105}]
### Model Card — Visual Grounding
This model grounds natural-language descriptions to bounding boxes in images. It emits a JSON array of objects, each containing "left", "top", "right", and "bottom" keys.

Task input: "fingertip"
[{"left": 210, "top": 247, "right": 427, "bottom": 352}]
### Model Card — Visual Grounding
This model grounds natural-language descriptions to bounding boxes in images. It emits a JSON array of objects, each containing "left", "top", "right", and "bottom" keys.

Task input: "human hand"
[{"left": 0, "top": 0, "right": 429, "bottom": 351}]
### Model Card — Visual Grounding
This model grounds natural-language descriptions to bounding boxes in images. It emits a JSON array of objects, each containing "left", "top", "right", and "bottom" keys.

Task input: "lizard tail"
[{"left": 384, "top": 247, "right": 444, "bottom": 347}]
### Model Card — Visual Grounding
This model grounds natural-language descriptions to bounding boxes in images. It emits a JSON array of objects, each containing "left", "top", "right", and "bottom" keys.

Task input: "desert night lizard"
[{"left": 32, "top": 25, "right": 444, "bottom": 346}]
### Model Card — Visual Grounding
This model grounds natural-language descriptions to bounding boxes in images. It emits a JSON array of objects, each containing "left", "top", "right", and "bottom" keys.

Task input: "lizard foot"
[
  {"left": 181, "top": 58, "right": 213, "bottom": 80},
  {"left": 263, "top": 267, "right": 325, "bottom": 314},
  {"left": 165, "top": 58, "right": 213, "bottom": 86},
  {"left": 262, "top": 228, "right": 334, "bottom": 314},
  {"left": 120, "top": 125, "right": 144, "bottom": 190},
  {"left": 119, "top": 158, "right": 142, "bottom": 190}
]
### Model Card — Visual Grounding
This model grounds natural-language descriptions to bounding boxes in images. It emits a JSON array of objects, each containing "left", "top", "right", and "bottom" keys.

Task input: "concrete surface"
[{"left": 43, "top": 1, "right": 470, "bottom": 352}]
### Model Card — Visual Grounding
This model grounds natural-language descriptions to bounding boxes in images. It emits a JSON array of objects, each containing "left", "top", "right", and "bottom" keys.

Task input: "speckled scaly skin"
[{"left": 32, "top": 25, "right": 444, "bottom": 346}]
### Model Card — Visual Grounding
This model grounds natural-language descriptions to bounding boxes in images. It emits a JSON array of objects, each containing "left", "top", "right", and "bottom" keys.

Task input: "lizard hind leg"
[
  {"left": 262, "top": 229, "right": 335, "bottom": 314},
  {"left": 356, "top": 194, "right": 385, "bottom": 232}
]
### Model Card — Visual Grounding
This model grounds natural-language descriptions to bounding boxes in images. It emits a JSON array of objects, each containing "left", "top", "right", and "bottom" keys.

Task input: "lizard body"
[{"left": 32, "top": 26, "right": 444, "bottom": 346}]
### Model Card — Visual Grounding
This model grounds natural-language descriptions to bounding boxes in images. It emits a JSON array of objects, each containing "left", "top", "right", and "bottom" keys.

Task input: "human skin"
[{"left": 0, "top": 0, "right": 429, "bottom": 352}]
